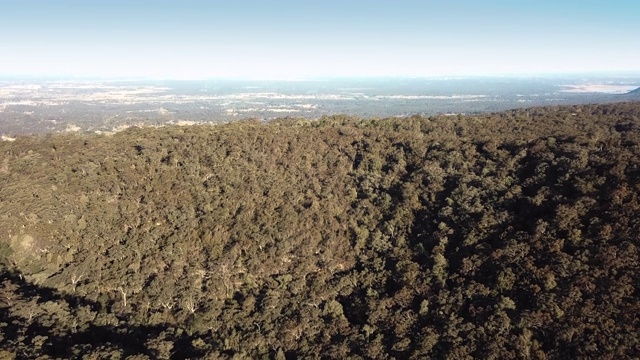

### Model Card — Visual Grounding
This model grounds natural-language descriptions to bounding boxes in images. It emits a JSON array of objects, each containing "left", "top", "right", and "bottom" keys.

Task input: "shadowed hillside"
[
  {"left": 1, "top": 102, "right": 640, "bottom": 359},
  {"left": 624, "top": 87, "right": 640, "bottom": 98}
]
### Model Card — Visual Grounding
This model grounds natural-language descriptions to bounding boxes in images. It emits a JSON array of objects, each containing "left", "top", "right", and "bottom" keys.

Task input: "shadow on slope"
[{"left": 0, "top": 269, "right": 210, "bottom": 359}]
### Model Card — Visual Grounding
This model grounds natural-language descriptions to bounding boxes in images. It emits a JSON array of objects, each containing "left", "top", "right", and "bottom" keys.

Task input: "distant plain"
[{"left": 1, "top": 75, "right": 639, "bottom": 135}]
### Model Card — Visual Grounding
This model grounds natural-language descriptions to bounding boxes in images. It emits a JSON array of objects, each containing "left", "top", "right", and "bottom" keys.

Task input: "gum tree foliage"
[{"left": 1, "top": 103, "right": 640, "bottom": 358}]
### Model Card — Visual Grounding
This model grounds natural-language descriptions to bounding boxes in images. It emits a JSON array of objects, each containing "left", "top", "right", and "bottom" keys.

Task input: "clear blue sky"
[{"left": 1, "top": 0, "right": 639, "bottom": 79}]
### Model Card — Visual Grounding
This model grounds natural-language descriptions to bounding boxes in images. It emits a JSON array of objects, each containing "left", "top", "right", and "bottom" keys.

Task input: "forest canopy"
[{"left": 1, "top": 102, "right": 640, "bottom": 359}]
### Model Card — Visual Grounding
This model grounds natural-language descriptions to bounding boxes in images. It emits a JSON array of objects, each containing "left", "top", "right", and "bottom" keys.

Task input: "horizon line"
[{"left": 2, "top": 70, "right": 640, "bottom": 82}]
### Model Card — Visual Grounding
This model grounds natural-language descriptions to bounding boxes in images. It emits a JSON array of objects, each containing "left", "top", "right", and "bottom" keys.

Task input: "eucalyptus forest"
[{"left": 1, "top": 102, "right": 639, "bottom": 358}]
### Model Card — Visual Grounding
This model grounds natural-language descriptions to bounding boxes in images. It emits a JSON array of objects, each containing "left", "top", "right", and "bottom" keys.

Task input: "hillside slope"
[
  {"left": 1, "top": 102, "right": 640, "bottom": 359},
  {"left": 624, "top": 86, "right": 640, "bottom": 98}
]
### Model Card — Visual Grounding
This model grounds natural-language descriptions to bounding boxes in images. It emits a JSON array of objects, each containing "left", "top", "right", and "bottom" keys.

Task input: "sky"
[{"left": 1, "top": 0, "right": 639, "bottom": 79}]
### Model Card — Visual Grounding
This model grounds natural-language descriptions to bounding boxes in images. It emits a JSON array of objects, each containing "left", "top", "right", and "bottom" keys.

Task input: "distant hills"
[
  {"left": 624, "top": 86, "right": 640, "bottom": 97},
  {"left": 595, "top": 86, "right": 640, "bottom": 102}
]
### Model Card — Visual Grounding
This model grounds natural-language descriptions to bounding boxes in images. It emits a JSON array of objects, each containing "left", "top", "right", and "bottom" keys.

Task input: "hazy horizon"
[
  {"left": 1, "top": 1, "right": 639, "bottom": 80},
  {"left": 3, "top": 71, "right": 640, "bottom": 82}
]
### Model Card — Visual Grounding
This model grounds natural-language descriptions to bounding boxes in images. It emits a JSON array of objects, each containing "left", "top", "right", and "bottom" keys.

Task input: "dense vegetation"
[{"left": 1, "top": 102, "right": 640, "bottom": 359}]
